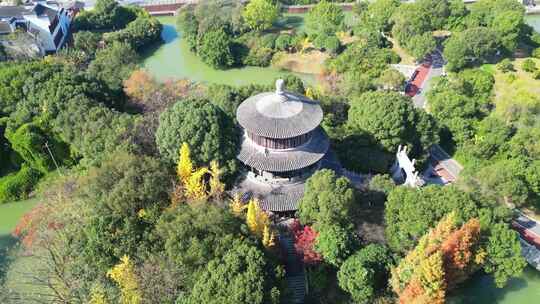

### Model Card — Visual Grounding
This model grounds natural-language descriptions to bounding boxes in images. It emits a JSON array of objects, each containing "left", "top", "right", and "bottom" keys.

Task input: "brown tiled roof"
[
  {"left": 237, "top": 127, "right": 329, "bottom": 172},
  {"left": 236, "top": 91, "right": 323, "bottom": 139}
]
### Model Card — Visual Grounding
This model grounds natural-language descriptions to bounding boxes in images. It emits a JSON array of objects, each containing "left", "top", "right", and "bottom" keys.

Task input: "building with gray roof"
[{"left": 235, "top": 79, "right": 330, "bottom": 213}]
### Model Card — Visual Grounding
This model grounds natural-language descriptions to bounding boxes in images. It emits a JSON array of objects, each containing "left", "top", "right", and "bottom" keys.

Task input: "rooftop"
[
  {"left": 0, "top": 6, "right": 32, "bottom": 18},
  {"left": 236, "top": 79, "right": 323, "bottom": 139},
  {"left": 237, "top": 127, "right": 329, "bottom": 173}
]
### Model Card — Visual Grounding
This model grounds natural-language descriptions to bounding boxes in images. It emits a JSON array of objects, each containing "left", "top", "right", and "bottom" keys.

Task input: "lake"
[{"left": 142, "top": 16, "right": 314, "bottom": 86}]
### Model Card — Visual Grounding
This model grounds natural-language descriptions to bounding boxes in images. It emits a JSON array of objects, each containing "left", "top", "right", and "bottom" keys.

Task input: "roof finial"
[{"left": 275, "top": 79, "right": 285, "bottom": 95}]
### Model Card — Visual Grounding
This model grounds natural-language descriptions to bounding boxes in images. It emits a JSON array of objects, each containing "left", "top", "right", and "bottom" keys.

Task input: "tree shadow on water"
[
  {"left": 0, "top": 233, "right": 18, "bottom": 282},
  {"left": 448, "top": 269, "right": 536, "bottom": 304}
]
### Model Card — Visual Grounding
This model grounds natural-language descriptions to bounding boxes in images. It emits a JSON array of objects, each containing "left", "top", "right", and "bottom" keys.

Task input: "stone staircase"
[{"left": 280, "top": 235, "right": 306, "bottom": 304}]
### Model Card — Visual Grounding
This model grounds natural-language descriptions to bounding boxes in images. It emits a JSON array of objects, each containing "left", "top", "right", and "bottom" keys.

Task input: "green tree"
[
  {"left": 385, "top": 185, "right": 480, "bottom": 253},
  {"left": 298, "top": 169, "right": 355, "bottom": 226},
  {"left": 74, "top": 31, "right": 102, "bottom": 57},
  {"left": 497, "top": 58, "right": 514, "bottom": 73},
  {"left": 155, "top": 97, "right": 238, "bottom": 183},
  {"left": 444, "top": 27, "right": 500, "bottom": 71},
  {"left": 522, "top": 58, "right": 537, "bottom": 73},
  {"left": 484, "top": 223, "right": 527, "bottom": 287},
  {"left": 305, "top": 0, "right": 345, "bottom": 38},
  {"left": 337, "top": 244, "right": 393, "bottom": 303},
  {"left": 198, "top": 29, "right": 235, "bottom": 69},
  {"left": 6, "top": 123, "right": 71, "bottom": 174},
  {"left": 347, "top": 91, "right": 439, "bottom": 161},
  {"left": 407, "top": 32, "right": 436, "bottom": 61},
  {"left": 155, "top": 204, "right": 248, "bottom": 286},
  {"left": 87, "top": 42, "right": 138, "bottom": 92},
  {"left": 376, "top": 68, "right": 406, "bottom": 91},
  {"left": 186, "top": 242, "right": 279, "bottom": 304},
  {"left": 242, "top": 0, "right": 279, "bottom": 32},
  {"left": 314, "top": 223, "right": 358, "bottom": 266}
]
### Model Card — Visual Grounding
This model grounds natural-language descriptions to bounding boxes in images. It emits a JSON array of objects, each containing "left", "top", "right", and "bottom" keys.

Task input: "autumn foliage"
[
  {"left": 391, "top": 213, "right": 483, "bottom": 304},
  {"left": 292, "top": 221, "right": 323, "bottom": 265}
]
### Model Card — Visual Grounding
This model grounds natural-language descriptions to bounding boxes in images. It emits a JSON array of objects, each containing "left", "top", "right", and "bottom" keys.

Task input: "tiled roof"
[
  {"left": 0, "top": 6, "right": 32, "bottom": 18},
  {"left": 237, "top": 127, "right": 329, "bottom": 172},
  {"left": 234, "top": 178, "right": 306, "bottom": 212},
  {"left": 236, "top": 91, "right": 323, "bottom": 139},
  {"left": 0, "top": 21, "right": 12, "bottom": 34}
]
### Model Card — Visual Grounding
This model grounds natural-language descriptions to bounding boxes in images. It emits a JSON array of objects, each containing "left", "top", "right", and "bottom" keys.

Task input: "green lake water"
[
  {"left": 142, "top": 16, "right": 314, "bottom": 86},
  {"left": 526, "top": 14, "right": 540, "bottom": 33}
]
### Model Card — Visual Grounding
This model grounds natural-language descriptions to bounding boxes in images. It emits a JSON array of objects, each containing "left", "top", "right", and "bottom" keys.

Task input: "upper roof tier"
[{"left": 236, "top": 79, "right": 323, "bottom": 139}]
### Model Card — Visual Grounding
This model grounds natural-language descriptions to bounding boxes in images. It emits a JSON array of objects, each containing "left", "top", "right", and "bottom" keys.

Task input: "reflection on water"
[
  {"left": 142, "top": 17, "right": 314, "bottom": 86},
  {"left": 526, "top": 14, "right": 540, "bottom": 33},
  {"left": 450, "top": 267, "right": 540, "bottom": 304}
]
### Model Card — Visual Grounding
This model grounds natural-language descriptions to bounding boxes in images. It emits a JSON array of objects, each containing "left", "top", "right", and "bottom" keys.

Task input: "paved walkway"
[
  {"left": 412, "top": 51, "right": 445, "bottom": 109},
  {"left": 279, "top": 235, "right": 306, "bottom": 304}
]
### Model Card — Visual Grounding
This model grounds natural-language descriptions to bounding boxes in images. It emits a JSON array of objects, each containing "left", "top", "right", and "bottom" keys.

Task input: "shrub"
[
  {"left": 275, "top": 34, "right": 293, "bottom": 51},
  {"left": 521, "top": 58, "right": 537, "bottom": 73},
  {"left": 0, "top": 166, "right": 41, "bottom": 204},
  {"left": 533, "top": 48, "right": 540, "bottom": 59},
  {"left": 534, "top": 70, "right": 540, "bottom": 80},
  {"left": 242, "top": 45, "right": 274, "bottom": 67},
  {"left": 497, "top": 58, "right": 514, "bottom": 73},
  {"left": 198, "top": 29, "right": 235, "bottom": 69}
]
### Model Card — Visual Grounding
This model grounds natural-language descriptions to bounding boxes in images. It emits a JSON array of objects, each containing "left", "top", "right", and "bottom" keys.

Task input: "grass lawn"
[
  {"left": 482, "top": 58, "right": 540, "bottom": 120},
  {"left": 1, "top": 198, "right": 39, "bottom": 279},
  {"left": 387, "top": 36, "right": 416, "bottom": 66}
]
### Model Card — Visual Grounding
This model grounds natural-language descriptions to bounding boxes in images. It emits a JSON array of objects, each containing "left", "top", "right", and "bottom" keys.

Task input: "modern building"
[
  {"left": 0, "top": 1, "right": 78, "bottom": 54},
  {"left": 235, "top": 79, "right": 330, "bottom": 214}
]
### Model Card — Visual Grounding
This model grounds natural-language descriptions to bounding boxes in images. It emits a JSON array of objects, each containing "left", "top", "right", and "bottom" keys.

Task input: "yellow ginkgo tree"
[{"left": 107, "top": 255, "right": 142, "bottom": 304}]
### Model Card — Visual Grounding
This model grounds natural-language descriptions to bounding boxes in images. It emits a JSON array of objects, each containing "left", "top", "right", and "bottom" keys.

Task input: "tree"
[
  {"left": 484, "top": 223, "right": 527, "bottom": 287},
  {"left": 376, "top": 68, "right": 406, "bottom": 91},
  {"left": 407, "top": 32, "right": 437, "bottom": 61},
  {"left": 385, "top": 186, "right": 480, "bottom": 253},
  {"left": 443, "top": 27, "right": 500, "bottom": 71},
  {"left": 123, "top": 69, "right": 159, "bottom": 102},
  {"left": 522, "top": 58, "right": 537, "bottom": 73},
  {"left": 185, "top": 243, "right": 278, "bottom": 304},
  {"left": 338, "top": 244, "right": 393, "bottom": 304},
  {"left": 298, "top": 169, "right": 355, "bottom": 226},
  {"left": 184, "top": 167, "right": 209, "bottom": 201},
  {"left": 314, "top": 223, "right": 358, "bottom": 266},
  {"left": 305, "top": 0, "right": 345, "bottom": 38},
  {"left": 107, "top": 255, "right": 142, "bottom": 304},
  {"left": 242, "top": 0, "right": 279, "bottom": 32},
  {"left": 155, "top": 97, "right": 239, "bottom": 184},
  {"left": 347, "top": 91, "right": 439, "bottom": 161},
  {"left": 497, "top": 58, "right": 514, "bottom": 73},
  {"left": 73, "top": 31, "right": 102, "bottom": 56},
  {"left": 198, "top": 29, "right": 235, "bottom": 69},
  {"left": 155, "top": 204, "right": 247, "bottom": 286},
  {"left": 209, "top": 160, "right": 225, "bottom": 198},
  {"left": 293, "top": 224, "right": 323, "bottom": 265},
  {"left": 360, "top": 0, "right": 401, "bottom": 32},
  {"left": 177, "top": 142, "right": 193, "bottom": 184},
  {"left": 87, "top": 42, "right": 139, "bottom": 92},
  {"left": 246, "top": 198, "right": 269, "bottom": 238}
]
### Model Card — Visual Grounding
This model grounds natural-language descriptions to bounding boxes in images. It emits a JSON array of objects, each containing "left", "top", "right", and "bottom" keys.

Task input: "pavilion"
[{"left": 235, "top": 79, "right": 330, "bottom": 213}]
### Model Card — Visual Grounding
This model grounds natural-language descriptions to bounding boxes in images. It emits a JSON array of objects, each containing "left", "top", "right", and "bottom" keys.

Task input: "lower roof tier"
[
  {"left": 237, "top": 127, "right": 329, "bottom": 173},
  {"left": 234, "top": 177, "right": 305, "bottom": 212}
]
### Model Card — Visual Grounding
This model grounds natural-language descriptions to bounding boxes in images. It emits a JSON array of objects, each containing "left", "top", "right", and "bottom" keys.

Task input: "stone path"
[{"left": 279, "top": 235, "right": 306, "bottom": 304}]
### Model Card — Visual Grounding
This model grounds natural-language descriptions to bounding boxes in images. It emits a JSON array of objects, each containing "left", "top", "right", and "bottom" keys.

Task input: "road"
[{"left": 412, "top": 51, "right": 445, "bottom": 109}]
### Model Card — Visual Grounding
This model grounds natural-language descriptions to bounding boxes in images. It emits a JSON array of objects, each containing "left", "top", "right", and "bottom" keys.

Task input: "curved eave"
[
  {"left": 237, "top": 127, "right": 329, "bottom": 172},
  {"left": 236, "top": 92, "right": 323, "bottom": 139},
  {"left": 234, "top": 178, "right": 306, "bottom": 212}
]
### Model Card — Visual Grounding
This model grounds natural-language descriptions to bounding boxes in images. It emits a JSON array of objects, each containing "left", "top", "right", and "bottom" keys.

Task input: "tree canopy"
[{"left": 155, "top": 97, "right": 239, "bottom": 183}]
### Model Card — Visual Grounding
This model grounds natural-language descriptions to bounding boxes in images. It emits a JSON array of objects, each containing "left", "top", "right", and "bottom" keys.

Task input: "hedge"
[{"left": 0, "top": 166, "right": 41, "bottom": 204}]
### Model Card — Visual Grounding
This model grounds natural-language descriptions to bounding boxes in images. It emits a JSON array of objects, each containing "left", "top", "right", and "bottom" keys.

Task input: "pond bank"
[{"left": 142, "top": 16, "right": 315, "bottom": 86}]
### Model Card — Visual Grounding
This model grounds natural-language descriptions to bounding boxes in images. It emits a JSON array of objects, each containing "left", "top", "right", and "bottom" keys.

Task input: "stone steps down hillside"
[{"left": 280, "top": 235, "right": 306, "bottom": 304}]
